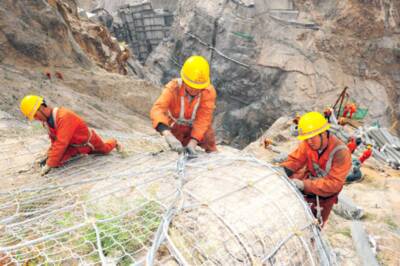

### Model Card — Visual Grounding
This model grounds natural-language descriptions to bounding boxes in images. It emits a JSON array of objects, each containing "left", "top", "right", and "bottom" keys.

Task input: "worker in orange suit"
[
  {"left": 343, "top": 102, "right": 357, "bottom": 119},
  {"left": 150, "top": 55, "right": 217, "bottom": 156},
  {"left": 280, "top": 112, "right": 352, "bottom": 227},
  {"left": 20, "top": 95, "right": 121, "bottom": 176},
  {"left": 347, "top": 137, "right": 357, "bottom": 154},
  {"left": 359, "top": 144, "right": 373, "bottom": 163}
]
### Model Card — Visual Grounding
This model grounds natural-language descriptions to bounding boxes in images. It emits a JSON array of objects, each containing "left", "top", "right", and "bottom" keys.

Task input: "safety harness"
[
  {"left": 69, "top": 129, "right": 95, "bottom": 151},
  {"left": 168, "top": 79, "right": 202, "bottom": 127},
  {"left": 308, "top": 144, "right": 348, "bottom": 225}
]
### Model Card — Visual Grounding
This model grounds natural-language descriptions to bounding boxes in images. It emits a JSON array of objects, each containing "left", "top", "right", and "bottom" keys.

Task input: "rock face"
[
  {"left": 0, "top": 0, "right": 130, "bottom": 75},
  {"left": 0, "top": 0, "right": 90, "bottom": 68},
  {"left": 0, "top": 0, "right": 161, "bottom": 144},
  {"left": 142, "top": 0, "right": 400, "bottom": 148},
  {"left": 76, "top": 0, "right": 178, "bottom": 14}
]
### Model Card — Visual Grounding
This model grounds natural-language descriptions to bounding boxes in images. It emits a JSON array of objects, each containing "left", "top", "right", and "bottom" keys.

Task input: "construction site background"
[{"left": 0, "top": 0, "right": 400, "bottom": 265}]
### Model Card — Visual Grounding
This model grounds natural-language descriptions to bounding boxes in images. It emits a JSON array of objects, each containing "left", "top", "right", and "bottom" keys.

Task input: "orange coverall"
[
  {"left": 347, "top": 138, "right": 357, "bottom": 154},
  {"left": 150, "top": 79, "right": 217, "bottom": 152},
  {"left": 281, "top": 134, "right": 352, "bottom": 226},
  {"left": 46, "top": 107, "right": 117, "bottom": 167},
  {"left": 359, "top": 148, "right": 372, "bottom": 163},
  {"left": 343, "top": 103, "right": 357, "bottom": 119}
]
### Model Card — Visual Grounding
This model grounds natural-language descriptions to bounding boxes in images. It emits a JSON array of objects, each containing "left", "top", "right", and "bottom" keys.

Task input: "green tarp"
[{"left": 339, "top": 106, "right": 368, "bottom": 120}]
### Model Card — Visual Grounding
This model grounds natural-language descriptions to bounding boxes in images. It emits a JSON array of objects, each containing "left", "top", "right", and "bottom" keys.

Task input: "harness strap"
[
  {"left": 169, "top": 78, "right": 202, "bottom": 126},
  {"left": 311, "top": 144, "right": 348, "bottom": 178},
  {"left": 307, "top": 144, "right": 348, "bottom": 218},
  {"left": 69, "top": 129, "right": 95, "bottom": 151}
]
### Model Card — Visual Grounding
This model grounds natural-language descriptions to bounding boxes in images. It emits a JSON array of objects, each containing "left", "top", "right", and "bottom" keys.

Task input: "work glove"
[
  {"left": 292, "top": 179, "right": 304, "bottom": 191},
  {"left": 185, "top": 139, "right": 198, "bottom": 158},
  {"left": 116, "top": 142, "right": 128, "bottom": 158},
  {"left": 163, "top": 131, "right": 183, "bottom": 153},
  {"left": 40, "top": 164, "right": 52, "bottom": 176}
]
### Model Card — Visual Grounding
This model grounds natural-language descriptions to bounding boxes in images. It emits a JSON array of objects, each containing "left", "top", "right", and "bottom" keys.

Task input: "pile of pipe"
[
  {"left": 327, "top": 109, "right": 400, "bottom": 169},
  {"left": 360, "top": 127, "right": 400, "bottom": 169}
]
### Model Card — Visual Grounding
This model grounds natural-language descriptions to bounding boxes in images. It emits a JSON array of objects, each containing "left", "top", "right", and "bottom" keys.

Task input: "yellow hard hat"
[
  {"left": 180, "top": 55, "right": 210, "bottom": 89},
  {"left": 297, "top": 111, "right": 331, "bottom": 141},
  {"left": 20, "top": 95, "right": 43, "bottom": 121}
]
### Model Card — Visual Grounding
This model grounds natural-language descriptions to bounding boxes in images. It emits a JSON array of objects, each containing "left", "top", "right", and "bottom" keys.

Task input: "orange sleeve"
[
  {"left": 47, "top": 113, "right": 79, "bottom": 167},
  {"left": 280, "top": 141, "right": 308, "bottom": 173},
  {"left": 150, "top": 80, "right": 176, "bottom": 129},
  {"left": 303, "top": 148, "right": 352, "bottom": 197},
  {"left": 190, "top": 86, "right": 216, "bottom": 141}
]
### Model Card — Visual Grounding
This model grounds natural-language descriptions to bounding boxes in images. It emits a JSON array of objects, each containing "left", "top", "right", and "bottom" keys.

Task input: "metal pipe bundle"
[{"left": 363, "top": 127, "right": 400, "bottom": 169}]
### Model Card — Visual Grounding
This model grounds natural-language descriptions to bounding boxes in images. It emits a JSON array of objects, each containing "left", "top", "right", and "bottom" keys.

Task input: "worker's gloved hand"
[
  {"left": 292, "top": 179, "right": 304, "bottom": 191},
  {"left": 116, "top": 142, "right": 128, "bottom": 158},
  {"left": 185, "top": 139, "right": 198, "bottom": 158},
  {"left": 40, "top": 164, "right": 52, "bottom": 176},
  {"left": 163, "top": 130, "right": 183, "bottom": 153}
]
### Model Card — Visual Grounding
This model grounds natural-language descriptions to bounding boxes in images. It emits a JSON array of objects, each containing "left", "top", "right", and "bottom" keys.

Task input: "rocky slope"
[
  {"left": 0, "top": 0, "right": 130, "bottom": 75},
  {"left": 0, "top": 0, "right": 399, "bottom": 265},
  {"left": 142, "top": 0, "right": 400, "bottom": 148},
  {"left": 0, "top": 0, "right": 160, "bottom": 127}
]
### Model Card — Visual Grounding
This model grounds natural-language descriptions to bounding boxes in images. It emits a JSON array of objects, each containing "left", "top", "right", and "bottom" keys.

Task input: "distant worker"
[
  {"left": 280, "top": 112, "right": 352, "bottom": 227},
  {"left": 323, "top": 106, "right": 332, "bottom": 122},
  {"left": 347, "top": 136, "right": 362, "bottom": 154},
  {"left": 343, "top": 102, "right": 357, "bottom": 119},
  {"left": 20, "top": 95, "right": 122, "bottom": 176},
  {"left": 150, "top": 55, "right": 217, "bottom": 156},
  {"left": 359, "top": 144, "right": 373, "bottom": 164}
]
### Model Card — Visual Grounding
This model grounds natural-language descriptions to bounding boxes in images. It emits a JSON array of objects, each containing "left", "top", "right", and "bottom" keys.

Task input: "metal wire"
[{"left": 0, "top": 130, "right": 334, "bottom": 265}]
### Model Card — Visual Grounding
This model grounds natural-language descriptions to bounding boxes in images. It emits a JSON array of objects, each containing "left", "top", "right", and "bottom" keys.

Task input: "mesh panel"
[{"left": 0, "top": 131, "right": 334, "bottom": 265}]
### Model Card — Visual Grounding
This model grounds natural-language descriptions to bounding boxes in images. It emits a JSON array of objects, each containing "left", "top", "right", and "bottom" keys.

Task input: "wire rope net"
[{"left": 0, "top": 130, "right": 335, "bottom": 265}]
